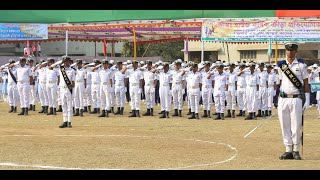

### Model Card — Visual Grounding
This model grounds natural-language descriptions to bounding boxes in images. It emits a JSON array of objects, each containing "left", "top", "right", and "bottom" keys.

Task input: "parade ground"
[{"left": 0, "top": 102, "right": 319, "bottom": 170}]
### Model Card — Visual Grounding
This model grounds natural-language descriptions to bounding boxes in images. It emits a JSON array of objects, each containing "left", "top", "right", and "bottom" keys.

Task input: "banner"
[
  {"left": 0, "top": 24, "right": 48, "bottom": 40},
  {"left": 202, "top": 18, "right": 320, "bottom": 42},
  {"left": 311, "top": 82, "right": 320, "bottom": 92}
]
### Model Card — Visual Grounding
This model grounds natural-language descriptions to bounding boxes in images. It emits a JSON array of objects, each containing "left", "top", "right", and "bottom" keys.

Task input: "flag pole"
[
  {"left": 65, "top": 30, "right": 68, "bottom": 56},
  {"left": 133, "top": 27, "right": 137, "bottom": 62},
  {"left": 201, "top": 39, "right": 204, "bottom": 63},
  {"left": 275, "top": 41, "right": 278, "bottom": 63}
]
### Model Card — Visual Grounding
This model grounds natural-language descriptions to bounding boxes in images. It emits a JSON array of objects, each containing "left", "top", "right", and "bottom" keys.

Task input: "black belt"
[{"left": 279, "top": 92, "right": 302, "bottom": 98}]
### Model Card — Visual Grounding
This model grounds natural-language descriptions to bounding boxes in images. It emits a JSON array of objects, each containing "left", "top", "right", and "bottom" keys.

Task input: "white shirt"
[
  {"left": 213, "top": 72, "right": 227, "bottom": 91},
  {"left": 237, "top": 71, "right": 247, "bottom": 87},
  {"left": 187, "top": 71, "right": 202, "bottom": 89},
  {"left": 127, "top": 68, "right": 143, "bottom": 84},
  {"left": 75, "top": 68, "right": 86, "bottom": 82},
  {"left": 99, "top": 68, "right": 113, "bottom": 84},
  {"left": 59, "top": 66, "right": 75, "bottom": 88},
  {"left": 226, "top": 70, "right": 238, "bottom": 86},
  {"left": 37, "top": 67, "right": 47, "bottom": 82},
  {"left": 114, "top": 69, "right": 126, "bottom": 87},
  {"left": 16, "top": 64, "right": 32, "bottom": 82},
  {"left": 278, "top": 59, "right": 308, "bottom": 95},
  {"left": 258, "top": 70, "right": 268, "bottom": 87},
  {"left": 46, "top": 68, "right": 59, "bottom": 82},
  {"left": 171, "top": 69, "right": 184, "bottom": 85},
  {"left": 159, "top": 71, "right": 172, "bottom": 87},
  {"left": 144, "top": 69, "right": 157, "bottom": 86},
  {"left": 267, "top": 72, "right": 276, "bottom": 87},
  {"left": 6, "top": 67, "right": 17, "bottom": 85},
  {"left": 201, "top": 70, "right": 213, "bottom": 87},
  {"left": 245, "top": 72, "right": 259, "bottom": 86},
  {"left": 91, "top": 70, "right": 100, "bottom": 84}
]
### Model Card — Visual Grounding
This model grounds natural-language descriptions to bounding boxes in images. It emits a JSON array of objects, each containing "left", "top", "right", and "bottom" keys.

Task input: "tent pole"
[
  {"left": 133, "top": 27, "right": 137, "bottom": 62},
  {"left": 226, "top": 42, "right": 230, "bottom": 63},
  {"left": 201, "top": 40, "right": 204, "bottom": 63},
  {"left": 94, "top": 41, "right": 96, "bottom": 58},
  {"left": 65, "top": 30, "right": 68, "bottom": 56}
]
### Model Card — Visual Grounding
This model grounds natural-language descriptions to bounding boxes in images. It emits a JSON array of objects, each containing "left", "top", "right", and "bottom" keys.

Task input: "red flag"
[
  {"left": 103, "top": 39, "right": 107, "bottom": 57},
  {"left": 26, "top": 40, "right": 30, "bottom": 56}
]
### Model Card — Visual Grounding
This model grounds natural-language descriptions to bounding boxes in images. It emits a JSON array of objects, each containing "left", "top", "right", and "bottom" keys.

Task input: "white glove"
[
  {"left": 303, "top": 93, "right": 310, "bottom": 112},
  {"left": 138, "top": 88, "right": 142, "bottom": 94}
]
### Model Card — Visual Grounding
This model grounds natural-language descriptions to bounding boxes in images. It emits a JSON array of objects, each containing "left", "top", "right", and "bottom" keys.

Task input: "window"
[
  {"left": 271, "top": 49, "right": 285, "bottom": 59},
  {"left": 240, "top": 50, "right": 257, "bottom": 61}
]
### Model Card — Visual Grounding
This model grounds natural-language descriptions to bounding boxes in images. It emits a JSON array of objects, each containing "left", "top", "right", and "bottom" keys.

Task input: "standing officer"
[
  {"left": 114, "top": 61, "right": 126, "bottom": 115},
  {"left": 34, "top": 59, "right": 49, "bottom": 114},
  {"left": 2, "top": 59, "right": 19, "bottom": 113},
  {"left": 9, "top": 57, "right": 33, "bottom": 116},
  {"left": 82, "top": 61, "right": 92, "bottom": 113},
  {"left": 244, "top": 63, "right": 260, "bottom": 120},
  {"left": 171, "top": 59, "right": 185, "bottom": 117},
  {"left": 201, "top": 61, "right": 214, "bottom": 118},
  {"left": 108, "top": 60, "right": 116, "bottom": 113},
  {"left": 46, "top": 58, "right": 59, "bottom": 115},
  {"left": 90, "top": 59, "right": 101, "bottom": 114},
  {"left": 236, "top": 64, "right": 247, "bottom": 117},
  {"left": 27, "top": 58, "right": 36, "bottom": 111},
  {"left": 225, "top": 63, "right": 237, "bottom": 118},
  {"left": 277, "top": 42, "right": 309, "bottom": 160},
  {"left": 57, "top": 56, "right": 76, "bottom": 128},
  {"left": 212, "top": 65, "right": 227, "bottom": 120},
  {"left": 73, "top": 59, "right": 86, "bottom": 117},
  {"left": 257, "top": 63, "right": 268, "bottom": 117},
  {"left": 142, "top": 60, "right": 157, "bottom": 116},
  {"left": 186, "top": 63, "right": 202, "bottom": 119},
  {"left": 266, "top": 64, "right": 277, "bottom": 116},
  {"left": 158, "top": 63, "right": 172, "bottom": 118}
]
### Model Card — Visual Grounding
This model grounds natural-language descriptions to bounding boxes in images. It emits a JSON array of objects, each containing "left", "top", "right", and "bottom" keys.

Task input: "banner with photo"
[
  {"left": 0, "top": 24, "right": 48, "bottom": 40},
  {"left": 202, "top": 18, "right": 320, "bottom": 42}
]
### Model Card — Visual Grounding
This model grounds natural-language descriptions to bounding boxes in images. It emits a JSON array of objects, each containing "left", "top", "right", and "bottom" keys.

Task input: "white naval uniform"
[
  {"left": 6, "top": 67, "right": 19, "bottom": 107},
  {"left": 127, "top": 68, "right": 143, "bottom": 111},
  {"left": 55, "top": 66, "right": 62, "bottom": 108},
  {"left": 29, "top": 67, "right": 36, "bottom": 106},
  {"left": 84, "top": 68, "right": 92, "bottom": 108},
  {"left": 213, "top": 72, "right": 227, "bottom": 114},
  {"left": 59, "top": 66, "right": 75, "bottom": 122},
  {"left": 144, "top": 69, "right": 157, "bottom": 109},
  {"left": 91, "top": 70, "right": 101, "bottom": 109},
  {"left": 99, "top": 68, "right": 113, "bottom": 111},
  {"left": 109, "top": 68, "right": 116, "bottom": 109},
  {"left": 278, "top": 59, "right": 308, "bottom": 151},
  {"left": 16, "top": 64, "right": 32, "bottom": 108},
  {"left": 315, "top": 76, "right": 320, "bottom": 112},
  {"left": 187, "top": 71, "right": 201, "bottom": 114},
  {"left": 201, "top": 70, "right": 213, "bottom": 111},
  {"left": 36, "top": 67, "right": 48, "bottom": 107},
  {"left": 267, "top": 72, "right": 276, "bottom": 111},
  {"left": 237, "top": 71, "right": 247, "bottom": 112},
  {"left": 46, "top": 68, "right": 59, "bottom": 108},
  {"left": 114, "top": 69, "right": 126, "bottom": 108},
  {"left": 158, "top": 71, "right": 172, "bottom": 112},
  {"left": 258, "top": 70, "right": 268, "bottom": 112},
  {"left": 226, "top": 70, "right": 237, "bottom": 111},
  {"left": 74, "top": 67, "right": 86, "bottom": 110},
  {"left": 245, "top": 72, "right": 259, "bottom": 113},
  {"left": 171, "top": 69, "right": 184, "bottom": 111}
]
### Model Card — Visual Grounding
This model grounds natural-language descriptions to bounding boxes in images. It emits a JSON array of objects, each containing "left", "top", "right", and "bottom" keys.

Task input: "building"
[{"left": 182, "top": 41, "right": 320, "bottom": 64}]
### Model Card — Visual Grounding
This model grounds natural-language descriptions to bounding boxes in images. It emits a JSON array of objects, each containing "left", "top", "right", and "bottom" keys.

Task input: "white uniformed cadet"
[
  {"left": 55, "top": 59, "right": 63, "bottom": 113},
  {"left": 244, "top": 63, "right": 259, "bottom": 120},
  {"left": 277, "top": 42, "right": 309, "bottom": 160},
  {"left": 236, "top": 64, "right": 247, "bottom": 117},
  {"left": 90, "top": 59, "right": 101, "bottom": 114},
  {"left": 2, "top": 59, "right": 19, "bottom": 113},
  {"left": 212, "top": 65, "right": 227, "bottom": 120},
  {"left": 171, "top": 59, "right": 185, "bottom": 117},
  {"left": 35, "top": 59, "right": 49, "bottom": 114},
  {"left": 58, "top": 56, "right": 76, "bottom": 128},
  {"left": 9, "top": 57, "right": 33, "bottom": 116},
  {"left": 45, "top": 58, "right": 59, "bottom": 115},
  {"left": 257, "top": 63, "right": 268, "bottom": 117},
  {"left": 142, "top": 60, "right": 157, "bottom": 116},
  {"left": 185, "top": 61, "right": 194, "bottom": 116},
  {"left": 108, "top": 60, "right": 116, "bottom": 113},
  {"left": 114, "top": 61, "right": 126, "bottom": 115},
  {"left": 266, "top": 64, "right": 277, "bottom": 116},
  {"left": 123, "top": 61, "right": 143, "bottom": 117},
  {"left": 27, "top": 58, "right": 36, "bottom": 111},
  {"left": 201, "top": 61, "right": 214, "bottom": 118},
  {"left": 82, "top": 61, "right": 92, "bottom": 113},
  {"left": 184, "top": 63, "right": 201, "bottom": 119},
  {"left": 73, "top": 59, "right": 86, "bottom": 117},
  {"left": 96, "top": 59, "right": 113, "bottom": 117},
  {"left": 158, "top": 63, "right": 172, "bottom": 118},
  {"left": 225, "top": 63, "right": 237, "bottom": 118}
]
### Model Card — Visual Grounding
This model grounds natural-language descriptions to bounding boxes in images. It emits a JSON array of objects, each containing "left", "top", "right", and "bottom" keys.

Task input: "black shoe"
[
  {"left": 73, "top": 109, "right": 80, "bottom": 116},
  {"left": 90, "top": 108, "right": 98, "bottom": 114},
  {"left": 97, "top": 108, "right": 101, "bottom": 114},
  {"left": 245, "top": 113, "right": 253, "bottom": 120},
  {"left": 53, "top": 108, "right": 57, "bottom": 115},
  {"left": 201, "top": 110, "right": 208, "bottom": 118},
  {"left": 83, "top": 106, "right": 88, "bottom": 112},
  {"left": 150, "top": 108, "right": 154, "bottom": 116},
  {"left": 106, "top": 110, "right": 109, "bottom": 117},
  {"left": 207, "top": 111, "right": 211, "bottom": 118},
  {"left": 253, "top": 112, "right": 257, "bottom": 120},
  {"left": 73, "top": 107, "right": 75, "bottom": 114},
  {"left": 13, "top": 107, "right": 17, "bottom": 113},
  {"left": 114, "top": 107, "right": 121, "bottom": 115},
  {"left": 136, "top": 110, "right": 140, "bottom": 117},
  {"left": 44, "top": 106, "right": 49, "bottom": 114},
  {"left": 143, "top": 109, "right": 151, "bottom": 116},
  {"left": 59, "top": 122, "right": 68, "bottom": 128},
  {"left": 29, "top": 104, "right": 33, "bottom": 111},
  {"left": 279, "top": 152, "right": 294, "bottom": 160},
  {"left": 39, "top": 106, "right": 45, "bottom": 113},
  {"left": 88, "top": 106, "right": 92, "bottom": 113},
  {"left": 221, "top": 113, "right": 225, "bottom": 120},
  {"left": 257, "top": 110, "right": 262, "bottom": 117},
  {"left": 47, "top": 107, "right": 53, "bottom": 115},
  {"left": 166, "top": 111, "right": 169, "bottom": 118},
  {"left": 32, "top": 105, "right": 36, "bottom": 111},
  {"left": 225, "top": 110, "right": 231, "bottom": 118},
  {"left": 188, "top": 112, "right": 196, "bottom": 119},
  {"left": 24, "top": 108, "right": 29, "bottom": 116},
  {"left": 236, "top": 110, "right": 243, "bottom": 116},
  {"left": 262, "top": 111, "right": 265, "bottom": 118},
  {"left": 68, "top": 122, "right": 72, "bottom": 128},
  {"left": 98, "top": 110, "right": 106, "bottom": 117},
  {"left": 111, "top": 107, "right": 114, "bottom": 114},
  {"left": 120, "top": 107, "right": 124, "bottom": 115},
  {"left": 129, "top": 110, "right": 137, "bottom": 117},
  {"left": 160, "top": 111, "right": 166, "bottom": 118},
  {"left": 293, "top": 151, "right": 302, "bottom": 160},
  {"left": 232, "top": 110, "right": 235, "bottom": 118},
  {"left": 265, "top": 110, "right": 269, "bottom": 116},
  {"left": 179, "top": 110, "right": 182, "bottom": 117},
  {"left": 214, "top": 113, "right": 221, "bottom": 120},
  {"left": 186, "top": 109, "right": 191, "bottom": 115},
  {"left": 242, "top": 111, "right": 246, "bottom": 117},
  {"left": 196, "top": 113, "right": 199, "bottom": 119},
  {"left": 8, "top": 106, "right": 14, "bottom": 113},
  {"left": 18, "top": 108, "right": 25, "bottom": 115},
  {"left": 57, "top": 105, "right": 63, "bottom": 112},
  {"left": 172, "top": 109, "right": 179, "bottom": 117},
  {"left": 269, "top": 110, "right": 272, "bottom": 116},
  {"left": 80, "top": 109, "right": 84, "bottom": 117}
]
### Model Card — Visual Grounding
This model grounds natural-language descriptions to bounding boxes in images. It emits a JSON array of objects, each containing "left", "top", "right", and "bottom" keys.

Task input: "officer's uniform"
[
  {"left": 90, "top": 65, "right": 101, "bottom": 114},
  {"left": 36, "top": 64, "right": 49, "bottom": 113},
  {"left": 114, "top": 65, "right": 126, "bottom": 115},
  {"left": 143, "top": 66, "right": 157, "bottom": 116},
  {"left": 226, "top": 67, "right": 238, "bottom": 118},
  {"left": 201, "top": 67, "right": 214, "bottom": 118},
  {"left": 84, "top": 65, "right": 92, "bottom": 113},
  {"left": 46, "top": 66, "right": 59, "bottom": 115},
  {"left": 186, "top": 69, "right": 202, "bottom": 119},
  {"left": 245, "top": 68, "right": 260, "bottom": 119},
  {"left": 29, "top": 62, "right": 36, "bottom": 111},
  {"left": 236, "top": 66, "right": 247, "bottom": 116},
  {"left": 16, "top": 60, "right": 32, "bottom": 115},
  {"left": 158, "top": 68, "right": 172, "bottom": 118},
  {"left": 127, "top": 65, "right": 143, "bottom": 117},
  {"left": 267, "top": 68, "right": 277, "bottom": 115},
  {"left": 257, "top": 67, "right": 268, "bottom": 117},
  {"left": 74, "top": 62, "right": 86, "bottom": 116},
  {"left": 6, "top": 64, "right": 19, "bottom": 112},
  {"left": 108, "top": 60, "right": 116, "bottom": 113},
  {"left": 171, "top": 67, "right": 184, "bottom": 116},
  {"left": 99, "top": 63, "right": 113, "bottom": 117},
  {"left": 213, "top": 71, "right": 227, "bottom": 120}
]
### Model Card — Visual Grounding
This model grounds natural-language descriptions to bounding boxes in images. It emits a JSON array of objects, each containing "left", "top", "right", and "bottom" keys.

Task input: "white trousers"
[
  {"left": 29, "top": 85, "right": 36, "bottom": 105},
  {"left": 17, "top": 82, "right": 30, "bottom": 108},
  {"left": 61, "top": 87, "right": 73, "bottom": 122},
  {"left": 278, "top": 97, "right": 302, "bottom": 146},
  {"left": 74, "top": 82, "right": 85, "bottom": 109},
  {"left": 57, "top": 86, "right": 62, "bottom": 106},
  {"left": 258, "top": 86, "right": 268, "bottom": 111},
  {"left": 246, "top": 86, "right": 258, "bottom": 113},
  {"left": 100, "top": 84, "right": 111, "bottom": 111},
  {"left": 144, "top": 85, "right": 155, "bottom": 109},
  {"left": 115, "top": 85, "right": 126, "bottom": 108},
  {"left": 237, "top": 87, "right": 246, "bottom": 111},
  {"left": 46, "top": 83, "right": 57, "bottom": 108},
  {"left": 109, "top": 87, "right": 115, "bottom": 108},
  {"left": 91, "top": 84, "right": 100, "bottom": 108},
  {"left": 226, "top": 86, "right": 237, "bottom": 110},
  {"left": 187, "top": 87, "right": 191, "bottom": 109},
  {"left": 7, "top": 84, "right": 19, "bottom": 107},
  {"left": 214, "top": 90, "right": 226, "bottom": 113},
  {"left": 84, "top": 84, "right": 91, "bottom": 107},
  {"left": 130, "top": 85, "right": 141, "bottom": 110},
  {"left": 189, "top": 89, "right": 200, "bottom": 113},
  {"left": 202, "top": 87, "right": 212, "bottom": 111},
  {"left": 38, "top": 83, "right": 48, "bottom": 106},
  {"left": 159, "top": 86, "right": 171, "bottom": 112},
  {"left": 172, "top": 85, "right": 183, "bottom": 110},
  {"left": 267, "top": 87, "right": 275, "bottom": 111}
]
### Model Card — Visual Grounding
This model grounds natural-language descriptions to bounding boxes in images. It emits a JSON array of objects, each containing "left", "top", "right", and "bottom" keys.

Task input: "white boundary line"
[{"left": 0, "top": 134, "right": 238, "bottom": 170}]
